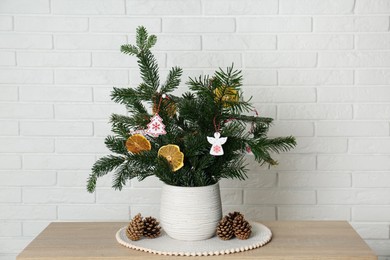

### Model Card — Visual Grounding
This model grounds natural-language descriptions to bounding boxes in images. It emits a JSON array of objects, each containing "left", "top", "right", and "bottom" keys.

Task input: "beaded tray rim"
[{"left": 115, "top": 222, "right": 272, "bottom": 257}]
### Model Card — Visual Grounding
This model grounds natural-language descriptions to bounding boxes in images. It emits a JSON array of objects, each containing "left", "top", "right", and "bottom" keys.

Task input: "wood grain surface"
[{"left": 17, "top": 221, "right": 377, "bottom": 260}]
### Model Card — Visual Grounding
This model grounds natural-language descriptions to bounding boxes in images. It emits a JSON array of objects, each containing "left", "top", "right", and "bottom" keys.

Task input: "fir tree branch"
[
  {"left": 136, "top": 26, "right": 148, "bottom": 49},
  {"left": 247, "top": 136, "right": 296, "bottom": 166},
  {"left": 154, "top": 156, "right": 177, "bottom": 185},
  {"left": 111, "top": 163, "right": 130, "bottom": 190},
  {"left": 183, "top": 133, "right": 209, "bottom": 157},
  {"left": 110, "top": 113, "right": 133, "bottom": 127},
  {"left": 160, "top": 66, "right": 183, "bottom": 94},
  {"left": 127, "top": 98, "right": 148, "bottom": 115},
  {"left": 120, "top": 44, "right": 138, "bottom": 56},
  {"left": 111, "top": 162, "right": 151, "bottom": 190},
  {"left": 136, "top": 82, "right": 157, "bottom": 101},
  {"left": 187, "top": 75, "right": 212, "bottom": 94},
  {"left": 214, "top": 155, "right": 247, "bottom": 181},
  {"left": 110, "top": 114, "right": 133, "bottom": 136},
  {"left": 111, "top": 87, "right": 138, "bottom": 106},
  {"left": 225, "top": 99, "right": 253, "bottom": 114},
  {"left": 262, "top": 136, "right": 297, "bottom": 153},
  {"left": 112, "top": 151, "right": 158, "bottom": 190},
  {"left": 214, "top": 64, "right": 243, "bottom": 89},
  {"left": 252, "top": 122, "right": 270, "bottom": 138},
  {"left": 137, "top": 50, "right": 160, "bottom": 92},
  {"left": 128, "top": 150, "right": 158, "bottom": 171},
  {"left": 226, "top": 114, "right": 274, "bottom": 125},
  {"left": 87, "top": 155, "right": 126, "bottom": 192},
  {"left": 146, "top": 35, "right": 157, "bottom": 49},
  {"left": 105, "top": 135, "right": 127, "bottom": 155},
  {"left": 247, "top": 141, "right": 276, "bottom": 166}
]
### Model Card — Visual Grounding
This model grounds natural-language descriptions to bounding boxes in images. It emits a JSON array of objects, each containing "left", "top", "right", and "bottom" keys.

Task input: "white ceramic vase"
[{"left": 160, "top": 182, "right": 222, "bottom": 241}]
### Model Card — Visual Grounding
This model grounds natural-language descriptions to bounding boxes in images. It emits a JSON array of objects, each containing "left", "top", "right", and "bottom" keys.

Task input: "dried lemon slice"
[
  {"left": 158, "top": 144, "right": 184, "bottom": 172},
  {"left": 126, "top": 134, "right": 151, "bottom": 154}
]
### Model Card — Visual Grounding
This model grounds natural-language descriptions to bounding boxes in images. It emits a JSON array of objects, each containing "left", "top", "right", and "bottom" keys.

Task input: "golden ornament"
[{"left": 214, "top": 86, "right": 239, "bottom": 107}]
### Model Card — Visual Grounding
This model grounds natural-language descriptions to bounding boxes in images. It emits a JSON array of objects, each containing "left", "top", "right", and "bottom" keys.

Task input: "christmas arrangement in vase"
[{"left": 87, "top": 26, "right": 296, "bottom": 242}]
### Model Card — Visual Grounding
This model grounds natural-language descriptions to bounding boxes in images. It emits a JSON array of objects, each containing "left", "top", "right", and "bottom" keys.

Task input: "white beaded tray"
[{"left": 116, "top": 222, "right": 272, "bottom": 256}]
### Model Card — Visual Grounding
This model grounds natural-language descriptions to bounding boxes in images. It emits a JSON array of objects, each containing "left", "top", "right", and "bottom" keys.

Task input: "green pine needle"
[
  {"left": 87, "top": 155, "right": 126, "bottom": 192},
  {"left": 105, "top": 136, "right": 127, "bottom": 155},
  {"left": 120, "top": 44, "right": 138, "bottom": 56},
  {"left": 160, "top": 66, "right": 183, "bottom": 94}
]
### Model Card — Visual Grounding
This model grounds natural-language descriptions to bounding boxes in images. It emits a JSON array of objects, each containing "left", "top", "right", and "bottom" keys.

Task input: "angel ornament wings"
[{"left": 207, "top": 132, "right": 228, "bottom": 156}]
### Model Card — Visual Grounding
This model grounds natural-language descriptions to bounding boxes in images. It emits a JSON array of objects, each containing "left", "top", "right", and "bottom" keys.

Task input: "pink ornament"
[
  {"left": 207, "top": 132, "right": 227, "bottom": 156},
  {"left": 146, "top": 114, "right": 166, "bottom": 137}
]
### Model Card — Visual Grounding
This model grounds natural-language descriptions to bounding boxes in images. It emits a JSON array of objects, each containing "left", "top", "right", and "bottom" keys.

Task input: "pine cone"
[
  {"left": 143, "top": 216, "right": 161, "bottom": 239},
  {"left": 216, "top": 216, "right": 234, "bottom": 240},
  {"left": 233, "top": 215, "right": 252, "bottom": 240},
  {"left": 126, "top": 213, "right": 144, "bottom": 241},
  {"left": 226, "top": 211, "right": 243, "bottom": 225}
]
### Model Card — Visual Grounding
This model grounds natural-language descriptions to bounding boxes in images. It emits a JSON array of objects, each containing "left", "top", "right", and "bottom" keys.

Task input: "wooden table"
[{"left": 17, "top": 221, "right": 377, "bottom": 260}]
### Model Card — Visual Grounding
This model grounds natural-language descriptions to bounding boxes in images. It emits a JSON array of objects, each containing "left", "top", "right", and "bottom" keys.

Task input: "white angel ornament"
[{"left": 207, "top": 132, "right": 228, "bottom": 156}]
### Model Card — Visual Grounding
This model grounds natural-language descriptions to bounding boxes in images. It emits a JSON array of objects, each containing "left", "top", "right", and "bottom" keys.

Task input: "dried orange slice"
[
  {"left": 126, "top": 134, "right": 151, "bottom": 154},
  {"left": 158, "top": 144, "right": 184, "bottom": 172},
  {"left": 214, "top": 86, "right": 239, "bottom": 107}
]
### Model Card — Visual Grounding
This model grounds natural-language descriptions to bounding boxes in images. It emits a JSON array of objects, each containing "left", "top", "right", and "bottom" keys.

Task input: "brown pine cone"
[
  {"left": 233, "top": 215, "right": 252, "bottom": 240},
  {"left": 226, "top": 211, "right": 243, "bottom": 225},
  {"left": 126, "top": 213, "right": 144, "bottom": 241},
  {"left": 143, "top": 216, "right": 161, "bottom": 239},
  {"left": 216, "top": 216, "right": 234, "bottom": 240}
]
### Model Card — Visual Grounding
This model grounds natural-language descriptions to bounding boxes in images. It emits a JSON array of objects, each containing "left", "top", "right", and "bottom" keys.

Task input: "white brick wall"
[{"left": 0, "top": 0, "right": 389, "bottom": 259}]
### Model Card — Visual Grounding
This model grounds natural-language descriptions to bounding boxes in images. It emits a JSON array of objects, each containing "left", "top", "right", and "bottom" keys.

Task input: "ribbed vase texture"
[{"left": 160, "top": 182, "right": 222, "bottom": 241}]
